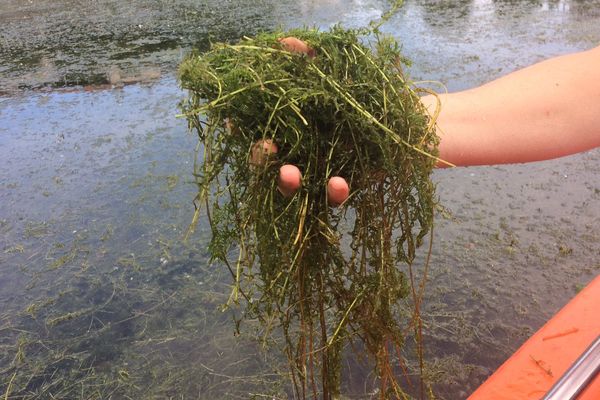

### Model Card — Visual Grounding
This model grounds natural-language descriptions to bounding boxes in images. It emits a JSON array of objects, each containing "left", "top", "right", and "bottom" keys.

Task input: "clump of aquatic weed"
[{"left": 179, "top": 18, "right": 445, "bottom": 400}]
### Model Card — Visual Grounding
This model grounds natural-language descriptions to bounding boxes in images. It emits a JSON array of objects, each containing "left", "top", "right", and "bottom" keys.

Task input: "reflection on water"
[
  {"left": 1, "top": 0, "right": 599, "bottom": 398},
  {"left": 0, "top": 0, "right": 292, "bottom": 91},
  {"left": 1, "top": 0, "right": 598, "bottom": 93}
]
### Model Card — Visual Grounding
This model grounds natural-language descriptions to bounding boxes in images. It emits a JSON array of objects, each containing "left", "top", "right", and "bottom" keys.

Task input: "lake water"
[{"left": 1, "top": 0, "right": 599, "bottom": 398}]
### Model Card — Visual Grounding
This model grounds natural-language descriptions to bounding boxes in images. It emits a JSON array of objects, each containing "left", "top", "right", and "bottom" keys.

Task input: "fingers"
[
  {"left": 250, "top": 139, "right": 278, "bottom": 165},
  {"left": 249, "top": 140, "right": 301, "bottom": 197},
  {"left": 243, "top": 38, "right": 348, "bottom": 204},
  {"left": 279, "top": 167, "right": 350, "bottom": 206},
  {"left": 278, "top": 164, "right": 302, "bottom": 197},
  {"left": 327, "top": 176, "right": 350, "bottom": 206},
  {"left": 250, "top": 138, "right": 349, "bottom": 205},
  {"left": 278, "top": 37, "right": 316, "bottom": 58},
  {"left": 248, "top": 37, "right": 322, "bottom": 199},
  {"left": 279, "top": 168, "right": 349, "bottom": 206}
]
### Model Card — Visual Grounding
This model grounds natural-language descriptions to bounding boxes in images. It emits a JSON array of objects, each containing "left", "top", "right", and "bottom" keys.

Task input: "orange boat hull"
[{"left": 469, "top": 274, "right": 600, "bottom": 400}]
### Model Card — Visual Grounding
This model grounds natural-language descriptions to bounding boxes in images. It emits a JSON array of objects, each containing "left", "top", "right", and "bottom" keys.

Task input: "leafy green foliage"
[{"left": 179, "top": 25, "right": 439, "bottom": 399}]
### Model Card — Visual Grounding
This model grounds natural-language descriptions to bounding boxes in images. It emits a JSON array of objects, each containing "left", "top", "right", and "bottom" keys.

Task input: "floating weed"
[
  {"left": 25, "top": 296, "right": 58, "bottom": 318},
  {"left": 48, "top": 240, "right": 88, "bottom": 270},
  {"left": 53, "top": 176, "right": 64, "bottom": 186},
  {"left": 117, "top": 253, "right": 142, "bottom": 271},
  {"left": 49, "top": 251, "right": 75, "bottom": 270},
  {"left": 24, "top": 221, "right": 50, "bottom": 238},
  {"left": 129, "top": 174, "right": 153, "bottom": 189},
  {"left": 46, "top": 309, "right": 91, "bottom": 327},
  {"left": 156, "top": 238, "right": 173, "bottom": 262},
  {"left": 558, "top": 244, "right": 573, "bottom": 256},
  {"left": 11, "top": 335, "right": 28, "bottom": 366},
  {"left": 92, "top": 135, "right": 113, "bottom": 147},
  {"left": 166, "top": 174, "right": 179, "bottom": 190},
  {"left": 100, "top": 225, "right": 114, "bottom": 242},
  {"left": 3, "top": 244, "right": 24, "bottom": 254},
  {"left": 0, "top": 219, "right": 11, "bottom": 234}
]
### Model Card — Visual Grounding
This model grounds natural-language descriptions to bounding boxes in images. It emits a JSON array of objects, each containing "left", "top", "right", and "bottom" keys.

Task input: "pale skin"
[{"left": 263, "top": 39, "right": 600, "bottom": 205}]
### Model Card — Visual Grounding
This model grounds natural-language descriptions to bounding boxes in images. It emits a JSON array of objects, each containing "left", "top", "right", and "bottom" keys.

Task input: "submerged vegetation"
[
  {"left": 0, "top": 231, "right": 291, "bottom": 399},
  {"left": 179, "top": 22, "right": 441, "bottom": 398}
]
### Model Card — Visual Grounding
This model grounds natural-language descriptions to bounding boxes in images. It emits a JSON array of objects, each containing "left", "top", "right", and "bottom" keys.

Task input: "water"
[{"left": 1, "top": 0, "right": 599, "bottom": 398}]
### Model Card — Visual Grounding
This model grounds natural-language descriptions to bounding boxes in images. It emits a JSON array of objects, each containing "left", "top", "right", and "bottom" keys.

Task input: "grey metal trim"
[{"left": 542, "top": 335, "right": 600, "bottom": 400}]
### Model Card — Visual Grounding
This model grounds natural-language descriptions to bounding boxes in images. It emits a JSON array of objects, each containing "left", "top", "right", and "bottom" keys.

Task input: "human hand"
[{"left": 248, "top": 37, "right": 351, "bottom": 206}]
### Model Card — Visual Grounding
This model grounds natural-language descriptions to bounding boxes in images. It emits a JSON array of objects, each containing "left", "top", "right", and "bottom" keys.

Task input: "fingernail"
[
  {"left": 278, "top": 164, "right": 302, "bottom": 197},
  {"left": 327, "top": 176, "right": 350, "bottom": 206}
]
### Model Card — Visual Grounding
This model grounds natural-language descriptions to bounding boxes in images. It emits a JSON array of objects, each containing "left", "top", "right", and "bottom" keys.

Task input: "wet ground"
[{"left": 1, "top": 0, "right": 600, "bottom": 398}]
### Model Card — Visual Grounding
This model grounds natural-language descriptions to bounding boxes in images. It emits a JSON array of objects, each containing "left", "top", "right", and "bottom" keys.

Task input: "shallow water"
[{"left": 1, "top": 0, "right": 600, "bottom": 398}]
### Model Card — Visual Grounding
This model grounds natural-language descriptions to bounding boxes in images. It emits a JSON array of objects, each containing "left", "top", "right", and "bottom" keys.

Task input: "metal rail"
[{"left": 542, "top": 335, "right": 600, "bottom": 400}]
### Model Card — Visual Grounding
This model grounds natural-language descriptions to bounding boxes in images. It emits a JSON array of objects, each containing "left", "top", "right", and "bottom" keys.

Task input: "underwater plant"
[{"left": 179, "top": 19, "right": 443, "bottom": 399}]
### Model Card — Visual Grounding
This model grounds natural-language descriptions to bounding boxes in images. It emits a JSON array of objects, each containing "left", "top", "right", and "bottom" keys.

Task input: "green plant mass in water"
[{"left": 179, "top": 24, "right": 440, "bottom": 399}]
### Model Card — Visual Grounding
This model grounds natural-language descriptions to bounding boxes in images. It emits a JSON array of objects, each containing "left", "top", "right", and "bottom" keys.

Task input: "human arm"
[
  {"left": 267, "top": 41, "right": 600, "bottom": 203},
  {"left": 423, "top": 44, "right": 600, "bottom": 167}
]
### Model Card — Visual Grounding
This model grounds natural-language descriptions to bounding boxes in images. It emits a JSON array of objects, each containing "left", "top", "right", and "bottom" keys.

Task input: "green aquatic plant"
[{"left": 179, "top": 23, "right": 442, "bottom": 399}]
